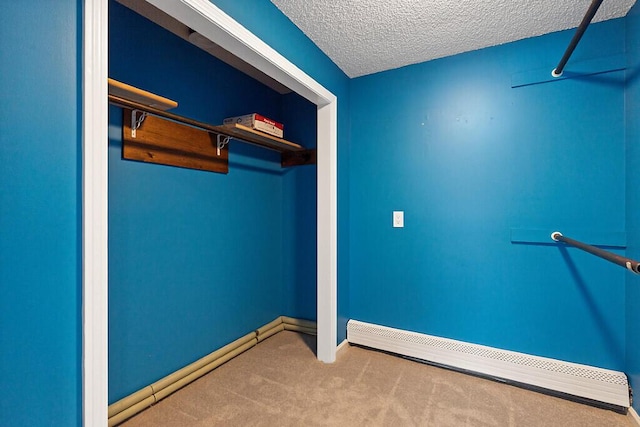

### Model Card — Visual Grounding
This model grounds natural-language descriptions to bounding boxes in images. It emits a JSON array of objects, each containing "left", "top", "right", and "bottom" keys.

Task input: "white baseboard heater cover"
[{"left": 347, "top": 320, "right": 629, "bottom": 410}]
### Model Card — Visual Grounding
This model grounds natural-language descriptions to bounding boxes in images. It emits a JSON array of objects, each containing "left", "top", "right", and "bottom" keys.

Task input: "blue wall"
[
  {"left": 207, "top": 0, "right": 352, "bottom": 342},
  {"left": 6, "top": 0, "right": 640, "bottom": 424},
  {"left": 108, "top": 0, "right": 352, "bottom": 402},
  {"left": 0, "top": 0, "right": 348, "bottom": 422},
  {"left": 626, "top": 1, "right": 640, "bottom": 414},
  {"left": 0, "top": 1, "right": 82, "bottom": 426},
  {"left": 349, "top": 19, "right": 627, "bottom": 370},
  {"left": 282, "top": 93, "right": 318, "bottom": 318},
  {"left": 108, "top": 1, "right": 324, "bottom": 402}
]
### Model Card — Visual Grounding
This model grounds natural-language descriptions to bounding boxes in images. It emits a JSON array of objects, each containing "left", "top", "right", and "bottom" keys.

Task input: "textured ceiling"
[{"left": 270, "top": 0, "right": 636, "bottom": 78}]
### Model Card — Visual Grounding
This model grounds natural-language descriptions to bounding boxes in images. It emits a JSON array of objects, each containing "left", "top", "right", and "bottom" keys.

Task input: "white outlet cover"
[{"left": 393, "top": 211, "right": 404, "bottom": 228}]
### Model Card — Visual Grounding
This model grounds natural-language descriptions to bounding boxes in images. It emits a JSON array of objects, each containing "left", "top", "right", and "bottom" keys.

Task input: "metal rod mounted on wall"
[
  {"left": 108, "top": 94, "right": 304, "bottom": 153},
  {"left": 551, "top": 231, "right": 640, "bottom": 274},
  {"left": 552, "top": 0, "right": 604, "bottom": 77}
]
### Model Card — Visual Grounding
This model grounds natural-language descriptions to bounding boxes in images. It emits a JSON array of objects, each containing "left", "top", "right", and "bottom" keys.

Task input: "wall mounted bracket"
[
  {"left": 131, "top": 109, "right": 147, "bottom": 138},
  {"left": 217, "top": 134, "right": 230, "bottom": 156}
]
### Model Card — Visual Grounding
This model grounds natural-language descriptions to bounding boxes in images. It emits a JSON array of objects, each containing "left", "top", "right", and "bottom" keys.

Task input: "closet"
[{"left": 107, "top": 0, "right": 318, "bottom": 423}]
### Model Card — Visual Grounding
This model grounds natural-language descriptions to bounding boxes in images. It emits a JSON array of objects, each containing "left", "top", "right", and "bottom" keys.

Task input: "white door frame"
[{"left": 83, "top": 0, "right": 338, "bottom": 425}]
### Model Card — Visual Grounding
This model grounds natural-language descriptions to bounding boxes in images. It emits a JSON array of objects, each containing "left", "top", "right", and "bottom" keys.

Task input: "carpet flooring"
[{"left": 120, "top": 331, "right": 635, "bottom": 426}]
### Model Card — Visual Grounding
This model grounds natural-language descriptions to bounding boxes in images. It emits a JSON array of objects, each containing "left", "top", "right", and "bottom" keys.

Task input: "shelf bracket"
[
  {"left": 216, "top": 134, "right": 230, "bottom": 156},
  {"left": 131, "top": 109, "right": 147, "bottom": 138}
]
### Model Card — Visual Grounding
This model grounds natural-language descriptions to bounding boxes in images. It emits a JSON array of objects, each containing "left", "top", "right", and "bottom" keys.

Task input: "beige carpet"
[{"left": 120, "top": 331, "right": 635, "bottom": 426}]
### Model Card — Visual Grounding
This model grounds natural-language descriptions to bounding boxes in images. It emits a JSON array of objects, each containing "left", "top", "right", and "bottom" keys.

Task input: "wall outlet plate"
[{"left": 393, "top": 211, "right": 404, "bottom": 228}]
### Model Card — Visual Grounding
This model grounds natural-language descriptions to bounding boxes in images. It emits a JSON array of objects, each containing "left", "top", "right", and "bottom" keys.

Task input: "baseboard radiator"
[
  {"left": 347, "top": 320, "right": 630, "bottom": 412},
  {"left": 108, "top": 316, "right": 316, "bottom": 426}
]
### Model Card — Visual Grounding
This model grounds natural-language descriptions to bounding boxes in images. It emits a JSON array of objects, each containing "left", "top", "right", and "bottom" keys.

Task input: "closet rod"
[
  {"left": 109, "top": 94, "right": 231, "bottom": 136},
  {"left": 552, "top": 0, "right": 604, "bottom": 77},
  {"left": 551, "top": 232, "right": 640, "bottom": 274}
]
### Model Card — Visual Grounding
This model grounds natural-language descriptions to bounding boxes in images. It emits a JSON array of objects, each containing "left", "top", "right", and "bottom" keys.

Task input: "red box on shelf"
[{"left": 223, "top": 113, "right": 284, "bottom": 138}]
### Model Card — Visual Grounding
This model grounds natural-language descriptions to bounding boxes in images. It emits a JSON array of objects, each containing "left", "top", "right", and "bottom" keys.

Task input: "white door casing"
[{"left": 83, "top": 1, "right": 338, "bottom": 425}]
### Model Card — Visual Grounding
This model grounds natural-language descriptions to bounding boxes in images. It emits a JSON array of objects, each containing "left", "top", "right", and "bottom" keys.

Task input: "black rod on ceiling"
[
  {"left": 551, "top": 232, "right": 640, "bottom": 274},
  {"left": 552, "top": 0, "right": 605, "bottom": 77}
]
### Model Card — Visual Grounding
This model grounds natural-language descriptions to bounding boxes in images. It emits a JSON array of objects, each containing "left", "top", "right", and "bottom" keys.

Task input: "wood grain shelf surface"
[
  {"left": 109, "top": 80, "right": 316, "bottom": 171},
  {"left": 218, "top": 123, "right": 304, "bottom": 152},
  {"left": 108, "top": 78, "right": 178, "bottom": 111},
  {"left": 109, "top": 94, "right": 306, "bottom": 154},
  {"left": 122, "top": 108, "right": 229, "bottom": 174}
]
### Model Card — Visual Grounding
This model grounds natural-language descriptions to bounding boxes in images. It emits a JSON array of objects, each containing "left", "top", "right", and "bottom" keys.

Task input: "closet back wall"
[
  {"left": 349, "top": 18, "right": 626, "bottom": 371},
  {"left": 281, "top": 93, "right": 318, "bottom": 319},
  {"left": 108, "top": 1, "right": 316, "bottom": 403},
  {"left": 206, "top": 0, "right": 353, "bottom": 345}
]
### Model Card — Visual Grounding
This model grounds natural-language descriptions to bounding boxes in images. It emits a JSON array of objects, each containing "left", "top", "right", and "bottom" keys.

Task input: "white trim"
[
  {"left": 630, "top": 407, "right": 640, "bottom": 427},
  {"left": 84, "top": 2, "right": 339, "bottom": 424},
  {"left": 316, "top": 100, "right": 338, "bottom": 362},
  {"left": 145, "top": 0, "right": 338, "bottom": 363},
  {"left": 145, "top": 0, "right": 335, "bottom": 107},
  {"left": 83, "top": 0, "right": 109, "bottom": 426},
  {"left": 336, "top": 339, "right": 350, "bottom": 355}
]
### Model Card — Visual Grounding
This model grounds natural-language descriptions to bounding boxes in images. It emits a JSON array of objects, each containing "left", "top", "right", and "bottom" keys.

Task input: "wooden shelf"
[
  {"left": 108, "top": 78, "right": 178, "bottom": 111},
  {"left": 217, "top": 123, "right": 304, "bottom": 152},
  {"left": 108, "top": 79, "right": 316, "bottom": 171},
  {"left": 109, "top": 94, "right": 308, "bottom": 155},
  {"left": 215, "top": 123, "right": 316, "bottom": 167}
]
